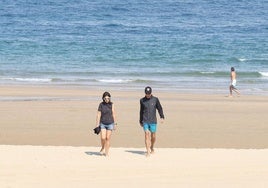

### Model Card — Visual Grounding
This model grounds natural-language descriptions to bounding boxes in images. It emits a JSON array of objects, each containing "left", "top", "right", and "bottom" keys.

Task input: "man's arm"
[
  {"left": 139, "top": 99, "right": 144, "bottom": 125},
  {"left": 156, "top": 98, "right": 164, "bottom": 119}
]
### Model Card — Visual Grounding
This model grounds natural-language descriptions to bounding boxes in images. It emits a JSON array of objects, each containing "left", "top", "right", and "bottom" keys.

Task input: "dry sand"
[
  {"left": 1, "top": 145, "right": 268, "bottom": 188},
  {"left": 1, "top": 85, "right": 268, "bottom": 187}
]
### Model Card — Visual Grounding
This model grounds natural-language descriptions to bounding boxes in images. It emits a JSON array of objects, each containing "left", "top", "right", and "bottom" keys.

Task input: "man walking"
[
  {"left": 139, "top": 86, "right": 165, "bottom": 157},
  {"left": 229, "top": 67, "right": 240, "bottom": 97}
]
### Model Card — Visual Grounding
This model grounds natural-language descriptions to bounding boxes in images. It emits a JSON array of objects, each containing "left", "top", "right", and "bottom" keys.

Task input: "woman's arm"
[{"left": 96, "top": 111, "right": 101, "bottom": 127}]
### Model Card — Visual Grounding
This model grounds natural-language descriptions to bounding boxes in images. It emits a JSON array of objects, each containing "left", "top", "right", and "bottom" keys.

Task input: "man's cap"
[{"left": 145, "top": 86, "right": 152, "bottom": 94}]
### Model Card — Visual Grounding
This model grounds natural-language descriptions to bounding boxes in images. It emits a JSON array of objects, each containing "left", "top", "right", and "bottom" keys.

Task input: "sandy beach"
[
  {"left": 1, "top": 85, "right": 268, "bottom": 187},
  {"left": 1, "top": 145, "right": 268, "bottom": 188},
  {"left": 1, "top": 85, "right": 268, "bottom": 148}
]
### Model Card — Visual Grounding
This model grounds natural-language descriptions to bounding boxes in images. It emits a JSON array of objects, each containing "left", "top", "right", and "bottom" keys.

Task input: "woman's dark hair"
[
  {"left": 102, "top": 91, "right": 111, "bottom": 102},
  {"left": 231, "top": 67, "right": 235, "bottom": 71}
]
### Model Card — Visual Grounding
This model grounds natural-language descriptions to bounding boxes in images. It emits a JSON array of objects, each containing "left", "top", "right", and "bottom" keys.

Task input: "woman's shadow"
[{"left": 84, "top": 150, "right": 146, "bottom": 156}]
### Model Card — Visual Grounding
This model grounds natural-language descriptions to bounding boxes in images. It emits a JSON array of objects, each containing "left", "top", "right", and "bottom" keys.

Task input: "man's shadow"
[
  {"left": 125, "top": 150, "right": 145, "bottom": 156},
  {"left": 85, "top": 151, "right": 103, "bottom": 156}
]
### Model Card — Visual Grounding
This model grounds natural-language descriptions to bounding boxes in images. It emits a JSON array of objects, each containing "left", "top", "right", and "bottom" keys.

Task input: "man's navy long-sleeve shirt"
[{"left": 139, "top": 95, "right": 164, "bottom": 124}]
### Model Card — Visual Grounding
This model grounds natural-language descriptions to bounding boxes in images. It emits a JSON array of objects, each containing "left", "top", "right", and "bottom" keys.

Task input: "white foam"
[
  {"left": 1, "top": 77, "right": 51, "bottom": 82},
  {"left": 98, "top": 79, "right": 132, "bottom": 83},
  {"left": 200, "top": 72, "right": 215, "bottom": 74},
  {"left": 238, "top": 58, "right": 247, "bottom": 62},
  {"left": 259, "top": 72, "right": 268, "bottom": 77}
]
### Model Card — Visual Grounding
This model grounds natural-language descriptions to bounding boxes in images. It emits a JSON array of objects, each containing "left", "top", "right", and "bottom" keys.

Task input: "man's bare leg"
[
  {"left": 229, "top": 85, "right": 233, "bottom": 97},
  {"left": 145, "top": 131, "right": 151, "bottom": 157},
  {"left": 233, "top": 88, "right": 240, "bottom": 95},
  {"left": 150, "top": 133, "right": 156, "bottom": 154}
]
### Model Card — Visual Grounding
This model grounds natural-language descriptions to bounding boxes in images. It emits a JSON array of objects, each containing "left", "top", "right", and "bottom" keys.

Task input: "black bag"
[{"left": 93, "top": 126, "right": 101, "bottom": 135}]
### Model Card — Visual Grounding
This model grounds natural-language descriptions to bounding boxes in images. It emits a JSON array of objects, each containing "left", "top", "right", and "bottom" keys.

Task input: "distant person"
[
  {"left": 139, "top": 86, "right": 165, "bottom": 157},
  {"left": 95, "top": 91, "right": 117, "bottom": 156},
  {"left": 229, "top": 67, "right": 240, "bottom": 97}
]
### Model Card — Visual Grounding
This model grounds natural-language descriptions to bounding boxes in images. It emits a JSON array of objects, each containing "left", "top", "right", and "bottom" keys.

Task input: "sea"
[{"left": 1, "top": 0, "right": 268, "bottom": 95}]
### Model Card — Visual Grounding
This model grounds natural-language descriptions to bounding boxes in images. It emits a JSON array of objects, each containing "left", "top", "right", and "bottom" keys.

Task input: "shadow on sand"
[
  {"left": 85, "top": 151, "right": 103, "bottom": 156},
  {"left": 125, "top": 150, "right": 145, "bottom": 156}
]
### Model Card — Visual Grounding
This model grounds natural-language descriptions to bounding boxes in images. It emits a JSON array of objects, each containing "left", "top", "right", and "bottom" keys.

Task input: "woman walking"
[{"left": 95, "top": 91, "right": 117, "bottom": 156}]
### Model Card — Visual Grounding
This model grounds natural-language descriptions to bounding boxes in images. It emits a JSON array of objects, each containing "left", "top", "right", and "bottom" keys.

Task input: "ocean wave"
[
  {"left": 200, "top": 72, "right": 215, "bottom": 74},
  {"left": 179, "top": 71, "right": 264, "bottom": 77},
  {"left": 0, "top": 77, "right": 51, "bottom": 82},
  {"left": 232, "top": 57, "right": 248, "bottom": 62},
  {"left": 134, "top": 79, "right": 155, "bottom": 83},
  {"left": 97, "top": 79, "right": 133, "bottom": 83},
  {"left": 51, "top": 78, "right": 96, "bottom": 83},
  {"left": 238, "top": 58, "right": 247, "bottom": 62},
  {"left": 96, "top": 78, "right": 157, "bottom": 84},
  {"left": 259, "top": 72, "right": 268, "bottom": 77}
]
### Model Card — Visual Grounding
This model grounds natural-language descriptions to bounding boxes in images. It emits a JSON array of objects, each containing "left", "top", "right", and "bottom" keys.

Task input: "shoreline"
[
  {"left": 1, "top": 85, "right": 268, "bottom": 149},
  {"left": 1, "top": 83, "right": 268, "bottom": 96}
]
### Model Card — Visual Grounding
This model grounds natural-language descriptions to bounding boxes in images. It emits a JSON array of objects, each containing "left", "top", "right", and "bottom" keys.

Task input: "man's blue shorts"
[{"left": 143, "top": 123, "right": 157, "bottom": 133}]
